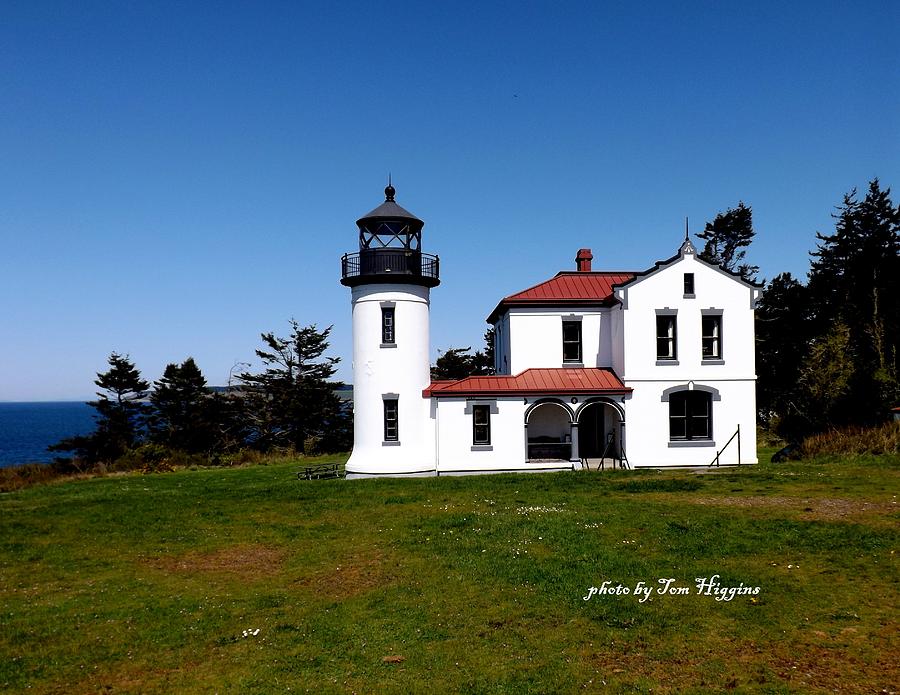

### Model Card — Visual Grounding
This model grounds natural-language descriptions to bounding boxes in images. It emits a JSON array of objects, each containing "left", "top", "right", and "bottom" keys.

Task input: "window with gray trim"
[
  {"left": 562, "top": 320, "right": 582, "bottom": 363},
  {"left": 702, "top": 315, "right": 722, "bottom": 359},
  {"left": 656, "top": 315, "right": 677, "bottom": 360},
  {"left": 669, "top": 391, "right": 711, "bottom": 440},
  {"left": 683, "top": 273, "right": 694, "bottom": 296},
  {"left": 472, "top": 404, "right": 491, "bottom": 445},
  {"left": 381, "top": 307, "right": 395, "bottom": 344},
  {"left": 383, "top": 399, "right": 398, "bottom": 441}
]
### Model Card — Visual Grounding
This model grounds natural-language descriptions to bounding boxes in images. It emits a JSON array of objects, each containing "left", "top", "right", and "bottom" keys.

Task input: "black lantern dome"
[{"left": 341, "top": 185, "right": 440, "bottom": 288}]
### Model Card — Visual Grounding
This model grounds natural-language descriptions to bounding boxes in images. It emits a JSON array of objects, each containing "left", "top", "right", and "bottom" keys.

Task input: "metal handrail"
[{"left": 708, "top": 424, "right": 741, "bottom": 467}]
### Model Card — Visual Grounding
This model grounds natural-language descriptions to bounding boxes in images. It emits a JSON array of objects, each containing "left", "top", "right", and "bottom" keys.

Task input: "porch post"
[
  {"left": 524, "top": 423, "right": 530, "bottom": 462},
  {"left": 570, "top": 422, "right": 580, "bottom": 462}
]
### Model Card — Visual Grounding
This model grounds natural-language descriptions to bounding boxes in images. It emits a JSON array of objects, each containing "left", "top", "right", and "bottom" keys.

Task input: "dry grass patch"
[
  {"left": 801, "top": 421, "right": 900, "bottom": 457},
  {"left": 689, "top": 495, "right": 898, "bottom": 521},
  {"left": 581, "top": 636, "right": 899, "bottom": 694},
  {"left": 149, "top": 543, "right": 285, "bottom": 579},
  {"left": 294, "top": 549, "right": 397, "bottom": 600}
]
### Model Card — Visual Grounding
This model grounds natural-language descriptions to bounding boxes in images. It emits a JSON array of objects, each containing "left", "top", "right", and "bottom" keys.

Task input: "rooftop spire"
[
  {"left": 385, "top": 173, "right": 395, "bottom": 201},
  {"left": 680, "top": 217, "right": 697, "bottom": 255}
]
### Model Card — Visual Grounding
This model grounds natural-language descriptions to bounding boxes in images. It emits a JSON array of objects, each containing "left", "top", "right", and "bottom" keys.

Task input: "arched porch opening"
[
  {"left": 576, "top": 398, "right": 625, "bottom": 468},
  {"left": 524, "top": 399, "right": 574, "bottom": 462}
]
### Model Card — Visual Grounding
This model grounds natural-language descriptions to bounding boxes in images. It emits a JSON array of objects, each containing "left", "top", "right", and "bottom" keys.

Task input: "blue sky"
[{"left": 1, "top": 1, "right": 897, "bottom": 401}]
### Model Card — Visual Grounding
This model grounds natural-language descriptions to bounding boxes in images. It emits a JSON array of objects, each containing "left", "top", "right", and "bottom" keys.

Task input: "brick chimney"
[{"left": 575, "top": 248, "right": 593, "bottom": 272}]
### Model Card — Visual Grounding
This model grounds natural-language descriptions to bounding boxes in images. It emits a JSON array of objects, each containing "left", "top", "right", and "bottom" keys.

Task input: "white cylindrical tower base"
[{"left": 345, "top": 283, "right": 436, "bottom": 476}]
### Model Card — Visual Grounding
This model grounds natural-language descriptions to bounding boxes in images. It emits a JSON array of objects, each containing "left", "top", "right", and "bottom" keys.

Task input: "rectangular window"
[
  {"left": 381, "top": 307, "right": 395, "bottom": 344},
  {"left": 669, "top": 391, "right": 711, "bottom": 440},
  {"left": 383, "top": 399, "right": 398, "bottom": 441},
  {"left": 702, "top": 315, "right": 722, "bottom": 359},
  {"left": 472, "top": 405, "right": 491, "bottom": 445},
  {"left": 656, "top": 315, "right": 677, "bottom": 360},
  {"left": 562, "top": 320, "right": 582, "bottom": 363},
  {"left": 683, "top": 273, "right": 694, "bottom": 296}
]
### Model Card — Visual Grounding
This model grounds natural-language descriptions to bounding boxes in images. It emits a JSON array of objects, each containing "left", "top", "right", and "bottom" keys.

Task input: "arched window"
[{"left": 669, "top": 391, "right": 711, "bottom": 440}]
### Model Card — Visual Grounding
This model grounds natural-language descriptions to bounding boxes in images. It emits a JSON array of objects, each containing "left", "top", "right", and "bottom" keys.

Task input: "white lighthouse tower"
[{"left": 340, "top": 184, "right": 439, "bottom": 477}]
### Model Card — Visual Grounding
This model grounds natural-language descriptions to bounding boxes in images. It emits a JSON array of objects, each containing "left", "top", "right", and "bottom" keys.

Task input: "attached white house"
[{"left": 341, "top": 186, "right": 761, "bottom": 477}]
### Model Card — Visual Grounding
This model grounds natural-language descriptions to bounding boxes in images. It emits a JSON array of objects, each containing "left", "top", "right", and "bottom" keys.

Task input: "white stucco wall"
[
  {"left": 433, "top": 397, "right": 535, "bottom": 472},
  {"left": 346, "top": 284, "right": 436, "bottom": 476},
  {"left": 616, "top": 252, "right": 758, "bottom": 382},
  {"left": 506, "top": 308, "right": 614, "bottom": 374},
  {"left": 622, "top": 380, "right": 758, "bottom": 467},
  {"left": 615, "top": 248, "right": 760, "bottom": 467}
]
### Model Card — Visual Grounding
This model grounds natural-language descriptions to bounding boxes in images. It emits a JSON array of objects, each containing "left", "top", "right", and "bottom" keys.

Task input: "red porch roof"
[
  {"left": 424, "top": 367, "right": 630, "bottom": 397},
  {"left": 486, "top": 271, "right": 636, "bottom": 323}
]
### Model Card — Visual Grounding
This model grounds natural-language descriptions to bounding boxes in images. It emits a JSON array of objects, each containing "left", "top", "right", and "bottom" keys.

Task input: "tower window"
[
  {"left": 683, "top": 273, "right": 695, "bottom": 296},
  {"left": 562, "top": 320, "right": 582, "bottom": 363},
  {"left": 472, "top": 405, "right": 491, "bottom": 445},
  {"left": 656, "top": 315, "right": 677, "bottom": 360},
  {"left": 383, "top": 399, "right": 398, "bottom": 441},
  {"left": 669, "top": 391, "right": 712, "bottom": 440},
  {"left": 702, "top": 315, "right": 722, "bottom": 359},
  {"left": 381, "top": 307, "right": 395, "bottom": 344}
]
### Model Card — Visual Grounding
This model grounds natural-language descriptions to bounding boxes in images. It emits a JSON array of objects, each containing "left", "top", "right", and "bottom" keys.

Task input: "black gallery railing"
[{"left": 341, "top": 250, "right": 440, "bottom": 281}]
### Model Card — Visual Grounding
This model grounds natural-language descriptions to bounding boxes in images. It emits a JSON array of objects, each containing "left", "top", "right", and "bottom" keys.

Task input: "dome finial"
[{"left": 385, "top": 173, "right": 395, "bottom": 201}]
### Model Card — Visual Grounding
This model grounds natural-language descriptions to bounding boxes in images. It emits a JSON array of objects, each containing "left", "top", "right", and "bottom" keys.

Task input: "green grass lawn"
[{"left": 1, "top": 452, "right": 897, "bottom": 694}]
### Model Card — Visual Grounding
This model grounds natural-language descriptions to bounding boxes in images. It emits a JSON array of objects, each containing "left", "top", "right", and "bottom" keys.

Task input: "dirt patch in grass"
[
  {"left": 688, "top": 495, "right": 898, "bottom": 521},
  {"left": 150, "top": 543, "right": 285, "bottom": 579},
  {"left": 294, "top": 550, "right": 396, "bottom": 599},
  {"left": 582, "top": 636, "right": 898, "bottom": 693}
]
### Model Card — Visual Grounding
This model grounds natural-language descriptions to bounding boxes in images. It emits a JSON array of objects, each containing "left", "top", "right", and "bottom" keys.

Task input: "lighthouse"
[{"left": 340, "top": 184, "right": 440, "bottom": 477}]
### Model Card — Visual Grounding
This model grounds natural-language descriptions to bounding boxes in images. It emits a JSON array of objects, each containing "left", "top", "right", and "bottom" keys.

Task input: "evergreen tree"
[
  {"left": 238, "top": 320, "right": 348, "bottom": 452},
  {"left": 472, "top": 327, "right": 496, "bottom": 375},
  {"left": 696, "top": 202, "right": 759, "bottom": 281},
  {"left": 808, "top": 179, "right": 900, "bottom": 424},
  {"left": 432, "top": 348, "right": 477, "bottom": 380},
  {"left": 50, "top": 353, "right": 149, "bottom": 463},
  {"left": 431, "top": 328, "right": 496, "bottom": 380},
  {"left": 799, "top": 322, "right": 857, "bottom": 430},
  {"left": 756, "top": 272, "right": 813, "bottom": 435},
  {"left": 149, "top": 357, "right": 213, "bottom": 453}
]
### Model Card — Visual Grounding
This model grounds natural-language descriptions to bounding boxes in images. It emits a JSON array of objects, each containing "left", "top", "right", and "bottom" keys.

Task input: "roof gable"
[{"left": 613, "top": 239, "right": 763, "bottom": 294}]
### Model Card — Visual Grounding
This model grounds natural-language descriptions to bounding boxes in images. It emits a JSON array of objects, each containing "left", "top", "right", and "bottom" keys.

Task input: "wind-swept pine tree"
[
  {"left": 50, "top": 352, "right": 150, "bottom": 463},
  {"left": 238, "top": 320, "right": 348, "bottom": 452},
  {"left": 696, "top": 202, "right": 759, "bottom": 281}
]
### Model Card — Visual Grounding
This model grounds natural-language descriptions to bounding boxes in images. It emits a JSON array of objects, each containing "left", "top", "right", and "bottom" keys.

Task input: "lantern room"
[{"left": 340, "top": 184, "right": 440, "bottom": 288}]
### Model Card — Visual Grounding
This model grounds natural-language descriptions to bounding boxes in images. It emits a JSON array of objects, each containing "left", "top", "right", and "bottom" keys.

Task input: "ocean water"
[{"left": 0, "top": 402, "right": 96, "bottom": 468}]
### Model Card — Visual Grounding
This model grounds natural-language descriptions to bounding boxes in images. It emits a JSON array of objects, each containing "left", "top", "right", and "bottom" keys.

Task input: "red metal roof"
[
  {"left": 486, "top": 271, "right": 635, "bottom": 323},
  {"left": 424, "top": 367, "right": 630, "bottom": 397}
]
